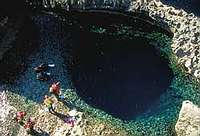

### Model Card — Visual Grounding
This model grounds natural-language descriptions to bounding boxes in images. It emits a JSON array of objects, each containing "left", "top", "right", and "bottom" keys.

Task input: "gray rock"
[
  {"left": 185, "top": 59, "right": 192, "bottom": 68},
  {"left": 176, "top": 48, "right": 186, "bottom": 58},
  {"left": 175, "top": 101, "right": 200, "bottom": 136},
  {"left": 191, "top": 36, "right": 198, "bottom": 44},
  {"left": 194, "top": 70, "right": 200, "bottom": 78}
]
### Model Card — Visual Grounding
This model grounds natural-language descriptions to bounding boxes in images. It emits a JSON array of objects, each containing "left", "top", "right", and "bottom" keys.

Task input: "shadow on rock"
[
  {"left": 52, "top": 112, "right": 68, "bottom": 121},
  {"left": 30, "top": 129, "right": 49, "bottom": 136}
]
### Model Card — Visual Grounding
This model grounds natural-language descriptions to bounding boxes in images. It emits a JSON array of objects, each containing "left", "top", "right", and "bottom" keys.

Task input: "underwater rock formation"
[
  {"left": 0, "top": 16, "right": 17, "bottom": 61},
  {"left": 175, "top": 101, "right": 200, "bottom": 136}
]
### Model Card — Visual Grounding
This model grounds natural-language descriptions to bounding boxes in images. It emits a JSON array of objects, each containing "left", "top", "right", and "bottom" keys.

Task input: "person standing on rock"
[
  {"left": 43, "top": 95, "right": 56, "bottom": 113},
  {"left": 49, "top": 82, "right": 63, "bottom": 99}
]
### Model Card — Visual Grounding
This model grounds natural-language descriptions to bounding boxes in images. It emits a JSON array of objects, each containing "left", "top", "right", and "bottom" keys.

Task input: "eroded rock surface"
[
  {"left": 17, "top": 99, "right": 87, "bottom": 136},
  {"left": 130, "top": 0, "right": 200, "bottom": 81},
  {"left": 0, "top": 91, "right": 17, "bottom": 136},
  {"left": 175, "top": 100, "right": 200, "bottom": 136},
  {"left": 15, "top": 97, "right": 128, "bottom": 136}
]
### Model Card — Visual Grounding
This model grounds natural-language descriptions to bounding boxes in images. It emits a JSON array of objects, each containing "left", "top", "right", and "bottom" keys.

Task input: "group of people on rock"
[
  {"left": 14, "top": 111, "right": 35, "bottom": 134},
  {"left": 14, "top": 63, "right": 78, "bottom": 135},
  {"left": 43, "top": 82, "right": 77, "bottom": 127},
  {"left": 43, "top": 82, "right": 62, "bottom": 113}
]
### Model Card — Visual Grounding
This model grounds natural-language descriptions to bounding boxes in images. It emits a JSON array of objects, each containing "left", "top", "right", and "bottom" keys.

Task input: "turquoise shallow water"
[
  {"left": 63, "top": 70, "right": 200, "bottom": 135},
  {"left": 51, "top": 24, "right": 200, "bottom": 135},
  {"left": 129, "top": 73, "right": 200, "bottom": 135},
  {"left": 63, "top": 29, "right": 200, "bottom": 135}
]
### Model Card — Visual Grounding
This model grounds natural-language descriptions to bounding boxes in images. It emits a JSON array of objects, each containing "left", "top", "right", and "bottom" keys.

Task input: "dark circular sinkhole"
[
  {"left": 68, "top": 17, "right": 174, "bottom": 120},
  {"left": 71, "top": 37, "right": 173, "bottom": 120},
  {"left": 0, "top": 10, "right": 174, "bottom": 121}
]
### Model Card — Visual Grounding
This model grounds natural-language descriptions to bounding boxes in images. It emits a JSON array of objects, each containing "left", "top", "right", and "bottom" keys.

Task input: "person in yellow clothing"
[{"left": 43, "top": 95, "right": 55, "bottom": 113}]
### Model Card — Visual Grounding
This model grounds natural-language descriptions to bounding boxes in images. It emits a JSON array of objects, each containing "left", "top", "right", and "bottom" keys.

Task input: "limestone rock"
[
  {"left": 33, "top": 102, "right": 87, "bottom": 136},
  {"left": 175, "top": 101, "right": 200, "bottom": 136},
  {"left": 194, "top": 70, "right": 200, "bottom": 78},
  {"left": 0, "top": 91, "right": 17, "bottom": 136},
  {"left": 185, "top": 59, "right": 192, "bottom": 69}
]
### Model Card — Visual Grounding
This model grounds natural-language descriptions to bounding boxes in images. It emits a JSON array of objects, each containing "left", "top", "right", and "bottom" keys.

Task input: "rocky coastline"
[{"left": 0, "top": 0, "right": 200, "bottom": 136}]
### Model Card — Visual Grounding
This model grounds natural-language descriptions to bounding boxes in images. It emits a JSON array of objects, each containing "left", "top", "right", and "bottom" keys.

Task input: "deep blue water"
[
  {"left": 70, "top": 32, "right": 174, "bottom": 120},
  {"left": 0, "top": 14, "right": 72, "bottom": 102},
  {"left": 0, "top": 12, "right": 174, "bottom": 120}
]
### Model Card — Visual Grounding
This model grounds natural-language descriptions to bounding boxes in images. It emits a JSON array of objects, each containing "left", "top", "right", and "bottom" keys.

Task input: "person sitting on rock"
[
  {"left": 15, "top": 111, "right": 26, "bottom": 126},
  {"left": 24, "top": 117, "right": 35, "bottom": 135},
  {"left": 43, "top": 95, "right": 55, "bottom": 113},
  {"left": 64, "top": 115, "right": 76, "bottom": 127}
]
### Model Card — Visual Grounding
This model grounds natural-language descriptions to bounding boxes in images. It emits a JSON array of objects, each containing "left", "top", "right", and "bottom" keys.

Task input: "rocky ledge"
[
  {"left": 15, "top": 95, "right": 129, "bottom": 136},
  {"left": 130, "top": 1, "right": 200, "bottom": 135},
  {"left": 130, "top": 0, "right": 200, "bottom": 80},
  {"left": 175, "top": 101, "right": 200, "bottom": 136}
]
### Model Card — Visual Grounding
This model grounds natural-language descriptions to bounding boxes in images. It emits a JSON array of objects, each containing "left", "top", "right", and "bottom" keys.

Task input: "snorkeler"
[
  {"left": 36, "top": 72, "right": 51, "bottom": 81},
  {"left": 34, "top": 63, "right": 55, "bottom": 73}
]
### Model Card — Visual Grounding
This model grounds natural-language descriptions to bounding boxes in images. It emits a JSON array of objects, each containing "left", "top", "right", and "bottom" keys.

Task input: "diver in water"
[
  {"left": 36, "top": 72, "right": 51, "bottom": 81},
  {"left": 34, "top": 63, "right": 55, "bottom": 73},
  {"left": 34, "top": 63, "right": 55, "bottom": 81}
]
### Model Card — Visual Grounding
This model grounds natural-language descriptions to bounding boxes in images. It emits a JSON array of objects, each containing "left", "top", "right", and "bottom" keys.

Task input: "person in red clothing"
[
  {"left": 43, "top": 95, "right": 55, "bottom": 113},
  {"left": 15, "top": 111, "right": 26, "bottom": 125},
  {"left": 24, "top": 117, "right": 35, "bottom": 134},
  {"left": 49, "top": 82, "right": 61, "bottom": 98}
]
